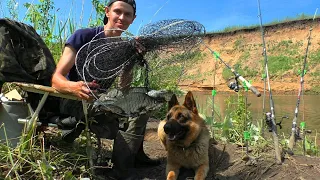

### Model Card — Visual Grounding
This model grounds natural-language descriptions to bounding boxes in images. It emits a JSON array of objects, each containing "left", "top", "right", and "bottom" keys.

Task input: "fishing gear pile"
[{"left": 75, "top": 19, "right": 205, "bottom": 98}]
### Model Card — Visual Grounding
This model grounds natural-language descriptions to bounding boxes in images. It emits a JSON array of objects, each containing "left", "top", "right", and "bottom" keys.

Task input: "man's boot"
[
  {"left": 134, "top": 140, "right": 161, "bottom": 168},
  {"left": 125, "top": 114, "right": 160, "bottom": 167},
  {"left": 107, "top": 130, "right": 144, "bottom": 180},
  {"left": 134, "top": 127, "right": 161, "bottom": 168},
  {"left": 58, "top": 116, "right": 85, "bottom": 143},
  {"left": 107, "top": 114, "right": 159, "bottom": 178}
]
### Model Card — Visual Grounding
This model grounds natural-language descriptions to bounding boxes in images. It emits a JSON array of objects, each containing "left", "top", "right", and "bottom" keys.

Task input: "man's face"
[{"left": 106, "top": 1, "right": 136, "bottom": 30}]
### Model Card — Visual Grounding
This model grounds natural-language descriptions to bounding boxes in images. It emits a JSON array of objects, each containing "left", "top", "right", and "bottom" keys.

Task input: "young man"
[{"left": 51, "top": 0, "right": 160, "bottom": 179}]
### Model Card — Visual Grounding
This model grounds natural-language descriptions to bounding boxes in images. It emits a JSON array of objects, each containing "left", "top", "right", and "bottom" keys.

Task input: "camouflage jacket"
[{"left": 0, "top": 18, "right": 55, "bottom": 86}]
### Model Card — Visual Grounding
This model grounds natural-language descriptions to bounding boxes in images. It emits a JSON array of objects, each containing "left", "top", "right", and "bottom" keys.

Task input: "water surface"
[{"left": 190, "top": 91, "right": 320, "bottom": 135}]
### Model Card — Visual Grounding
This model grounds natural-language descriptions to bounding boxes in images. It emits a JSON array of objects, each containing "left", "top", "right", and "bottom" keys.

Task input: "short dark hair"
[{"left": 103, "top": 0, "right": 136, "bottom": 25}]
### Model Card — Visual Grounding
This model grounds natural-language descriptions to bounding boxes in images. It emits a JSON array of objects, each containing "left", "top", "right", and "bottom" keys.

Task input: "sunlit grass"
[{"left": 207, "top": 14, "right": 320, "bottom": 34}]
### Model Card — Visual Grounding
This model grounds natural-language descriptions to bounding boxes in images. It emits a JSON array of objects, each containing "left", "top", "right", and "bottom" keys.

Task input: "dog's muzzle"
[{"left": 163, "top": 120, "right": 188, "bottom": 141}]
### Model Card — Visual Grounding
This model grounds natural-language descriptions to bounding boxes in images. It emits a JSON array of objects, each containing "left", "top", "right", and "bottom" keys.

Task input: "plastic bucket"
[{"left": 0, "top": 101, "right": 29, "bottom": 147}]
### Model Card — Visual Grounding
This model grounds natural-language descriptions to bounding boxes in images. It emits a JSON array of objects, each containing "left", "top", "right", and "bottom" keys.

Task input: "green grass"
[
  {"left": 0, "top": 130, "right": 91, "bottom": 179},
  {"left": 310, "top": 85, "right": 320, "bottom": 94},
  {"left": 309, "top": 49, "right": 320, "bottom": 67},
  {"left": 269, "top": 40, "right": 303, "bottom": 55},
  {"left": 234, "top": 37, "right": 245, "bottom": 50},
  {"left": 238, "top": 51, "right": 250, "bottom": 63},
  {"left": 207, "top": 14, "right": 320, "bottom": 34},
  {"left": 242, "top": 66, "right": 258, "bottom": 77},
  {"left": 140, "top": 50, "right": 206, "bottom": 91},
  {"left": 264, "top": 55, "right": 296, "bottom": 75}
]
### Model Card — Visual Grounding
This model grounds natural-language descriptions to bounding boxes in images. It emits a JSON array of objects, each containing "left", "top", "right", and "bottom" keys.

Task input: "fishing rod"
[
  {"left": 288, "top": 8, "right": 318, "bottom": 153},
  {"left": 257, "top": 0, "right": 282, "bottom": 164},
  {"left": 201, "top": 42, "right": 261, "bottom": 97},
  {"left": 257, "top": 0, "right": 268, "bottom": 131}
]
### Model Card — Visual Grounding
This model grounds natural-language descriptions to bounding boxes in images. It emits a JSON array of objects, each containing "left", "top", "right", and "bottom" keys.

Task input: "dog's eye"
[
  {"left": 177, "top": 112, "right": 188, "bottom": 122},
  {"left": 179, "top": 112, "right": 191, "bottom": 123}
]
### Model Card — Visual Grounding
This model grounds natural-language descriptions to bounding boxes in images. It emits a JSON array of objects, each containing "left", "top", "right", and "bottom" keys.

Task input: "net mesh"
[
  {"left": 76, "top": 36, "right": 138, "bottom": 92},
  {"left": 75, "top": 19, "right": 206, "bottom": 99},
  {"left": 138, "top": 19, "right": 205, "bottom": 52}
]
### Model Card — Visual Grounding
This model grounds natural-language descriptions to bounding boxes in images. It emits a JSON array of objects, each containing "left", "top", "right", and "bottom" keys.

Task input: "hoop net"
[{"left": 75, "top": 19, "right": 206, "bottom": 100}]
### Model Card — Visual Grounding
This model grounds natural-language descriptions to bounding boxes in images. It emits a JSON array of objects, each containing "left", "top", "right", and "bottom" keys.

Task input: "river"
[{"left": 190, "top": 91, "right": 320, "bottom": 135}]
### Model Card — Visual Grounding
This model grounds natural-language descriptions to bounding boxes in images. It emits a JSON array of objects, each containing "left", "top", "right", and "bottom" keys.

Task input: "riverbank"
[
  {"left": 179, "top": 17, "right": 320, "bottom": 96},
  {"left": 180, "top": 81, "right": 320, "bottom": 95}
]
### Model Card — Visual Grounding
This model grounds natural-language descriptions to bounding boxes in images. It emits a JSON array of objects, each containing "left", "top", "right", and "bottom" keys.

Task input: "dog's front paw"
[
  {"left": 166, "top": 164, "right": 180, "bottom": 180},
  {"left": 167, "top": 171, "right": 178, "bottom": 180},
  {"left": 194, "top": 164, "right": 209, "bottom": 180}
]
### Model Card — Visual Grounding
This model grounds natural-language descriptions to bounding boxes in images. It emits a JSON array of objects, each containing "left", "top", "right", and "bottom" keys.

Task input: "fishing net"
[
  {"left": 75, "top": 19, "right": 206, "bottom": 98},
  {"left": 138, "top": 19, "right": 205, "bottom": 52}
]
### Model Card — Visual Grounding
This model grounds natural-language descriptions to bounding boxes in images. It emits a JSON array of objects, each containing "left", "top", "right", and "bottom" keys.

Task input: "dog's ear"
[
  {"left": 168, "top": 94, "right": 179, "bottom": 111},
  {"left": 183, "top": 91, "right": 198, "bottom": 114}
]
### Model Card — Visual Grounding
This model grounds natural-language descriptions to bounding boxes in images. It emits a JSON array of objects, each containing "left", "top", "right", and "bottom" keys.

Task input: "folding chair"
[
  {"left": 13, "top": 82, "right": 95, "bottom": 168},
  {"left": 13, "top": 82, "right": 85, "bottom": 130}
]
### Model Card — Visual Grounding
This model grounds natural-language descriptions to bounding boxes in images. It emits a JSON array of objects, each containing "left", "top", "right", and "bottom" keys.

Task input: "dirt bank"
[{"left": 179, "top": 18, "right": 320, "bottom": 94}]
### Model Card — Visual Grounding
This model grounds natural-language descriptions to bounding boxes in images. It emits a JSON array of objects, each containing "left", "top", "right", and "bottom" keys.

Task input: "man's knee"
[
  {"left": 126, "top": 113, "right": 149, "bottom": 135},
  {"left": 90, "top": 111, "right": 120, "bottom": 139}
]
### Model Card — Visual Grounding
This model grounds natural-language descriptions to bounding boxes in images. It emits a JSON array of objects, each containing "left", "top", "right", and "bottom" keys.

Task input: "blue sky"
[{"left": 1, "top": 0, "right": 319, "bottom": 35}]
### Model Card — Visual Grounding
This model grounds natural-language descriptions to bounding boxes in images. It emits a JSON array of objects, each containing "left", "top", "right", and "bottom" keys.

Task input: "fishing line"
[
  {"left": 148, "top": 0, "right": 171, "bottom": 24},
  {"left": 288, "top": 8, "right": 318, "bottom": 153},
  {"left": 136, "top": 0, "right": 171, "bottom": 38},
  {"left": 135, "top": 19, "right": 144, "bottom": 36}
]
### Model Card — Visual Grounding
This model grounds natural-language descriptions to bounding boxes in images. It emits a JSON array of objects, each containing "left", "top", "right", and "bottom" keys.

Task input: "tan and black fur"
[{"left": 158, "top": 91, "right": 210, "bottom": 180}]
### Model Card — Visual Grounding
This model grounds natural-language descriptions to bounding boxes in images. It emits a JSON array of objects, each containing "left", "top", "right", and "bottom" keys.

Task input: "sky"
[{"left": 1, "top": 0, "right": 319, "bottom": 35}]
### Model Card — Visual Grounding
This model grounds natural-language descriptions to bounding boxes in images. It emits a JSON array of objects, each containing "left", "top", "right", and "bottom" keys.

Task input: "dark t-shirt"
[{"left": 65, "top": 26, "right": 105, "bottom": 81}]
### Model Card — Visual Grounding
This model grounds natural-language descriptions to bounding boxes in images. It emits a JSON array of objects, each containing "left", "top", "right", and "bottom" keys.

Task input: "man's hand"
[{"left": 70, "top": 80, "right": 100, "bottom": 101}]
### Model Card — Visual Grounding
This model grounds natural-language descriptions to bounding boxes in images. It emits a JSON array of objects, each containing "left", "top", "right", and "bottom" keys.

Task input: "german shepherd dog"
[{"left": 158, "top": 91, "right": 210, "bottom": 180}]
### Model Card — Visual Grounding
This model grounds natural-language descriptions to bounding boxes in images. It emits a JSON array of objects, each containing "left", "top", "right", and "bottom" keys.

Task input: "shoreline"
[{"left": 179, "top": 85, "right": 320, "bottom": 95}]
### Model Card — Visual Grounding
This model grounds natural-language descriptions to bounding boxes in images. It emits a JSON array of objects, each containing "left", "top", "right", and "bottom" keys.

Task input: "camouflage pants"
[{"left": 59, "top": 93, "right": 149, "bottom": 141}]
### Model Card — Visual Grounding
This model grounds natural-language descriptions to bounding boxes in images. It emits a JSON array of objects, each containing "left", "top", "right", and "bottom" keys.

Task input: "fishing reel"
[
  {"left": 265, "top": 112, "right": 288, "bottom": 132},
  {"left": 294, "top": 127, "right": 302, "bottom": 141},
  {"left": 294, "top": 124, "right": 312, "bottom": 141},
  {"left": 228, "top": 76, "right": 241, "bottom": 92}
]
